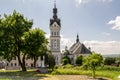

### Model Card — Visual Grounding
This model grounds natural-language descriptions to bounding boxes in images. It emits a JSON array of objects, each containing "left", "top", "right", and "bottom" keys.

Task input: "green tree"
[
  {"left": 116, "top": 57, "right": 120, "bottom": 66},
  {"left": 104, "top": 57, "right": 116, "bottom": 65},
  {"left": 84, "top": 53, "right": 103, "bottom": 78},
  {"left": 76, "top": 55, "right": 83, "bottom": 66},
  {"left": 62, "top": 56, "right": 71, "bottom": 65},
  {"left": 22, "top": 28, "right": 47, "bottom": 68},
  {"left": 0, "top": 11, "right": 33, "bottom": 71},
  {"left": 47, "top": 53, "right": 55, "bottom": 70}
]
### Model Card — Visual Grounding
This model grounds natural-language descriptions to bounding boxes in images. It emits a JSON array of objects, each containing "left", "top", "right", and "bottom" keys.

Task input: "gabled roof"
[
  {"left": 69, "top": 42, "right": 91, "bottom": 55},
  {"left": 69, "top": 34, "right": 91, "bottom": 55}
]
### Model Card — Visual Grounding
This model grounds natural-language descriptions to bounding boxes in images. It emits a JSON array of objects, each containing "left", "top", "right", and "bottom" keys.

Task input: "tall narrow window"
[
  {"left": 11, "top": 63, "right": 13, "bottom": 66},
  {"left": 54, "top": 32, "right": 56, "bottom": 36},
  {"left": 52, "top": 32, "right": 53, "bottom": 36},
  {"left": 57, "top": 32, "right": 59, "bottom": 36},
  {"left": 15, "top": 63, "right": 17, "bottom": 66}
]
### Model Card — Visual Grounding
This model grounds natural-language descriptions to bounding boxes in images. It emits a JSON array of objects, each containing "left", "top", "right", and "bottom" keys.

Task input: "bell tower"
[{"left": 49, "top": 0, "right": 61, "bottom": 65}]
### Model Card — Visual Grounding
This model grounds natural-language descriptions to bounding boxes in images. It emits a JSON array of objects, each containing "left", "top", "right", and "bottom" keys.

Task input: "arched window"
[
  {"left": 15, "top": 63, "right": 17, "bottom": 66},
  {"left": 7, "top": 63, "right": 9, "bottom": 66},
  {"left": 11, "top": 63, "right": 13, "bottom": 66}
]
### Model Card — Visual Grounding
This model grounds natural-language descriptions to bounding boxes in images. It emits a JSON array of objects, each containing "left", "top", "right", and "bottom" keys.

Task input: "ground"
[
  {"left": 40, "top": 75, "right": 112, "bottom": 80},
  {"left": 0, "top": 69, "right": 113, "bottom": 80},
  {"left": 0, "top": 75, "right": 112, "bottom": 80}
]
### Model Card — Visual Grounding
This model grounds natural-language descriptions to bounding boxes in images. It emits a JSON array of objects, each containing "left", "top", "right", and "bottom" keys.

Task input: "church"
[{"left": 49, "top": 1, "right": 91, "bottom": 65}]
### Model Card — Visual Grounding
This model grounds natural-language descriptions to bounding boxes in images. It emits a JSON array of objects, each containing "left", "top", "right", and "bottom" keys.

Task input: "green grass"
[
  {"left": 52, "top": 66, "right": 120, "bottom": 80},
  {"left": 0, "top": 70, "right": 48, "bottom": 80},
  {"left": 0, "top": 66, "right": 120, "bottom": 80}
]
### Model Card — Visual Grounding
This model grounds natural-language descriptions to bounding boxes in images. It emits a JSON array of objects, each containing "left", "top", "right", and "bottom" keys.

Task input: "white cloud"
[
  {"left": 75, "top": 0, "right": 113, "bottom": 6},
  {"left": 61, "top": 35, "right": 74, "bottom": 50},
  {"left": 99, "top": 0, "right": 113, "bottom": 3},
  {"left": 46, "top": 33, "right": 120, "bottom": 55},
  {"left": 108, "top": 16, "right": 120, "bottom": 30},
  {"left": 61, "top": 37, "right": 120, "bottom": 55},
  {"left": 75, "top": 0, "right": 90, "bottom": 6},
  {"left": 83, "top": 40, "right": 120, "bottom": 55}
]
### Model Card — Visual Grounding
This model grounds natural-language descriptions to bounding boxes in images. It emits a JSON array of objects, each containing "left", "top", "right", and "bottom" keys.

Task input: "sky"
[{"left": 0, "top": 0, "right": 120, "bottom": 55}]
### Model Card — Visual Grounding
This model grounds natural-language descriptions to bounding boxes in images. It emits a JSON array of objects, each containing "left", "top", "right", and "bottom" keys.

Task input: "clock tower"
[{"left": 49, "top": 1, "right": 61, "bottom": 65}]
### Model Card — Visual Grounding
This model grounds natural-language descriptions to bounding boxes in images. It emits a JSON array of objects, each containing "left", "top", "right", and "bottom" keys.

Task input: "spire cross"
[{"left": 76, "top": 33, "right": 79, "bottom": 43}]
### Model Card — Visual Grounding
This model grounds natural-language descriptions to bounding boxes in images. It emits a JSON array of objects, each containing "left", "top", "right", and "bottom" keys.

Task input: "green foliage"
[
  {"left": 104, "top": 57, "right": 116, "bottom": 65},
  {"left": 54, "top": 65, "right": 58, "bottom": 69},
  {"left": 62, "top": 56, "right": 71, "bottom": 65},
  {"left": 52, "top": 66, "right": 120, "bottom": 80},
  {"left": 47, "top": 53, "right": 56, "bottom": 70},
  {"left": 0, "top": 10, "right": 33, "bottom": 71},
  {"left": 59, "top": 64, "right": 74, "bottom": 69},
  {"left": 22, "top": 28, "right": 47, "bottom": 67},
  {"left": 97, "top": 66, "right": 120, "bottom": 71},
  {"left": 76, "top": 55, "right": 83, "bottom": 66},
  {"left": 83, "top": 53, "right": 103, "bottom": 78}
]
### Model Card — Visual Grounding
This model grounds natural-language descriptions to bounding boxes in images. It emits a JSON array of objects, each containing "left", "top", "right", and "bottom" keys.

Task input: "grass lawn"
[
  {"left": 0, "top": 69, "right": 49, "bottom": 80},
  {"left": 0, "top": 70, "right": 89, "bottom": 80},
  {"left": 52, "top": 68, "right": 120, "bottom": 80},
  {"left": 0, "top": 68, "right": 120, "bottom": 80}
]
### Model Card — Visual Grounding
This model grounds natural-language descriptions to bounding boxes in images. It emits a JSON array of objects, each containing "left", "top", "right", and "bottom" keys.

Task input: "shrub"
[
  {"left": 76, "top": 55, "right": 83, "bottom": 66},
  {"left": 62, "top": 56, "right": 71, "bottom": 65},
  {"left": 104, "top": 57, "right": 116, "bottom": 65}
]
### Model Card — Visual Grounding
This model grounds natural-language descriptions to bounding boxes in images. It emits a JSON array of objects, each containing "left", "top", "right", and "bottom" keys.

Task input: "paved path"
[
  {"left": 40, "top": 75, "right": 112, "bottom": 80},
  {"left": 0, "top": 75, "right": 112, "bottom": 80}
]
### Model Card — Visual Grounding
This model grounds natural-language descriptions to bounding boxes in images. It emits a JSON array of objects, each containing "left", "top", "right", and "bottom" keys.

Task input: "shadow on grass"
[{"left": 0, "top": 70, "right": 50, "bottom": 80}]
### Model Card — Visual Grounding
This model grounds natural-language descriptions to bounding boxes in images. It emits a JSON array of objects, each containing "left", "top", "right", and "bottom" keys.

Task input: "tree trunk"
[
  {"left": 17, "top": 54, "right": 26, "bottom": 72},
  {"left": 33, "top": 56, "right": 37, "bottom": 68},
  {"left": 22, "top": 54, "right": 27, "bottom": 71},
  {"left": 92, "top": 68, "right": 95, "bottom": 79}
]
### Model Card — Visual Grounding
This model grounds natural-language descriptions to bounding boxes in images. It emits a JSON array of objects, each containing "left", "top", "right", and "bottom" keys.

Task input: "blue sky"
[{"left": 0, "top": 0, "right": 120, "bottom": 55}]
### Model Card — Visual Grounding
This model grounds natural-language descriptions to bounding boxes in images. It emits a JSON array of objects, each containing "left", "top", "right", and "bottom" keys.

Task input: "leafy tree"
[
  {"left": 76, "top": 55, "right": 83, "bottom": 66},
  {"left": 116, "top": 57, "right": 120, "bottom": 66},
  {"left": 62, "top": 56, "right": 71, "bottom": 65},
  {"left": 47, "top": 53, "right": 55, "bottom": 70},
  {"left": 22, "top": 28, "right": 47, "bottom": 68},
  {"left": 0, "top": 10, "right": 33, "bottom": 71},
  {"left": 104, "top": 57, "right": 116, "bottom": 65},
  {"left": 84, "top": 53, "right": 103, "bottom": 78}
]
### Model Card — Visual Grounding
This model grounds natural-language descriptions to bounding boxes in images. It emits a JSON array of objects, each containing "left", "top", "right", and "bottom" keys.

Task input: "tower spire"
[
  {"left": 50, "top": 0, "right": 61, "bottom": 26},
  {"left": 76, "top": 33, "right": 79, "bottom": 43},
  {"left": 53, "top": 0, "right": 57, "bottom": 19},
  {"left": 54, "top": 0, "right": 56, "bottom": 8}
]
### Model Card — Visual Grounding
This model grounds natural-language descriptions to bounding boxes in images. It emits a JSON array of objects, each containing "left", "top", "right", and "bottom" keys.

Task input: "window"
[
  {"left": 15, "top": 63, "right": 17, "bottom": 66},
  {"left": 52, "top": 32, "right": 53, "bottom": 36},
  {"left": 7, "top": 63, "right": 9, "bottom": 66},
  {"left": 54, "top": 32, "right": 56, "bottom": 36},
  {"left": 57, "top": 32, "right": 59, "bottom": 35},
  {"left": 11, "top": 63, "right": 13, "bottom": 66},
  {"left": 54, "top": 24, "right": 56, "bottom": 27}
]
